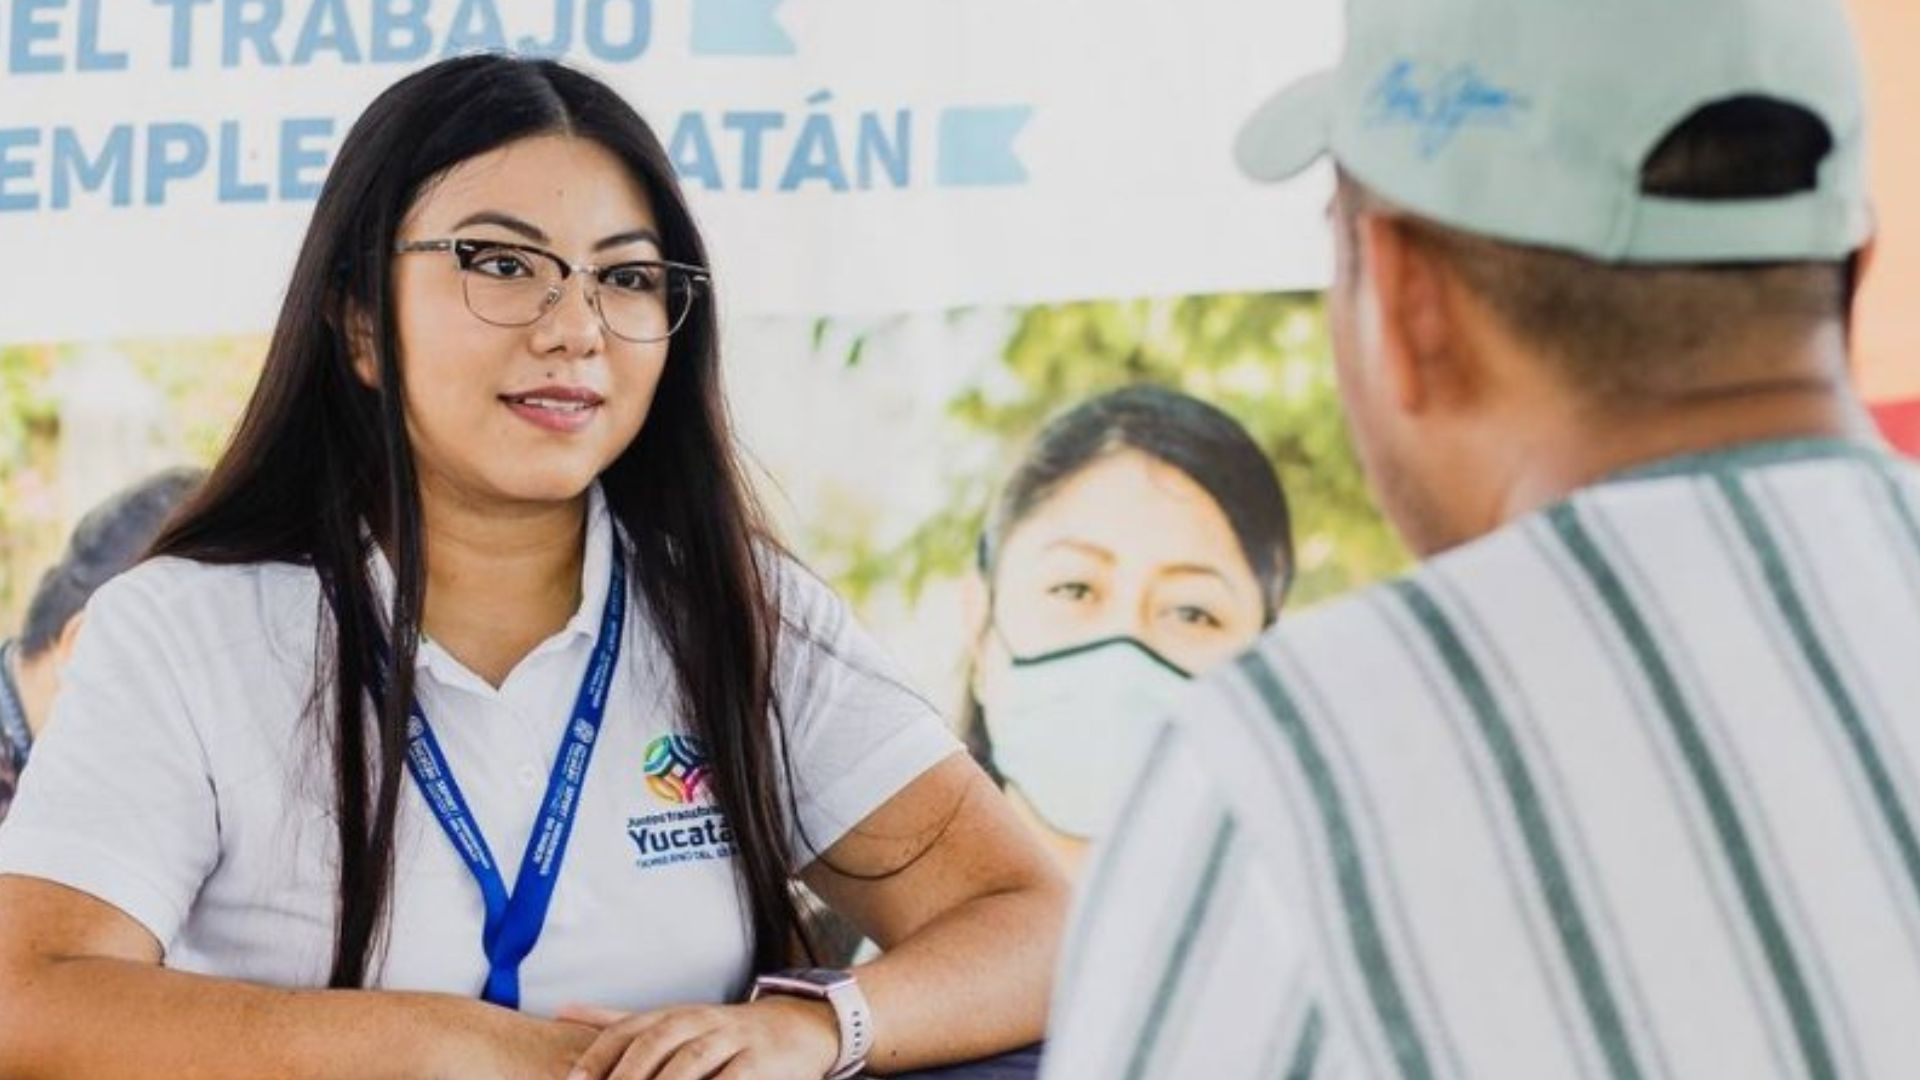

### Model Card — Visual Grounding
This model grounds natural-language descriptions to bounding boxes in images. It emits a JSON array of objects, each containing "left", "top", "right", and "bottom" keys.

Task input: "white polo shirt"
[{"left": 0, "top": 488, "right": 959, "bottom": 1016}]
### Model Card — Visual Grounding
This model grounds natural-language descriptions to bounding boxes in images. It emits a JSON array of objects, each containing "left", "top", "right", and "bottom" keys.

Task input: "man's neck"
[
  {"left": 409, "top": 476, "right": 590, "bottom": 689},
  {"left": 1493, "top": 377, "right": 1879, "bottom": 528},
  {"left": 1469, "top": 324, "right": 1878, "bottom": 535}
]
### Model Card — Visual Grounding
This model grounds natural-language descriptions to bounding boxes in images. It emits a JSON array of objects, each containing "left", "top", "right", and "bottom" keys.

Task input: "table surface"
[{"left": 881, "top": 1043, "right": 1043, "bottom": 1080}]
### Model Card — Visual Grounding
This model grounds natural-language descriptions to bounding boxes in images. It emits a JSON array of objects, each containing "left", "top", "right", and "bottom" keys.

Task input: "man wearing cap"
[{"left": 1041, "top": 0, "right": 1920, "bottom": 1077}]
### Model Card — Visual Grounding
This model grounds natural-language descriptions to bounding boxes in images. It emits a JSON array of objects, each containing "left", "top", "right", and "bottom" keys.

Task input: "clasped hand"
[{"left": 554, "top": 996, "right": 843, "bottom": 1080}]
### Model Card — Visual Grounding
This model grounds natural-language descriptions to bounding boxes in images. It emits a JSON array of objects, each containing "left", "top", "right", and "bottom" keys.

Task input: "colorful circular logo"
[{"left": 642, "top": 733, "right": 711, "bottom": 805}]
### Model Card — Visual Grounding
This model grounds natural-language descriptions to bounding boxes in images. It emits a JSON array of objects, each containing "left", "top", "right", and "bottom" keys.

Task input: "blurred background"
[{"left": 1, "top": 0, "right": 1913, "bottom": 715}]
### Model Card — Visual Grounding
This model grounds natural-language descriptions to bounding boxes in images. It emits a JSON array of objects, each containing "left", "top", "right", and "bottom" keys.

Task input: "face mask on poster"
[{"left": 983, "top": 634, "right": 1193, "bottom": 840}]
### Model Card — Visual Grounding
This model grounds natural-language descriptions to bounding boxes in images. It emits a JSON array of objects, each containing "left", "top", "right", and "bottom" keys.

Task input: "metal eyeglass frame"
[{"left": 394, "top": 237, "right": 712, "bottom": 344}]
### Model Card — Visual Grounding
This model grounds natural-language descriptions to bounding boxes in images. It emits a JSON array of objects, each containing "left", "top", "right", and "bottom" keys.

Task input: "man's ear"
[
  {"left": 1847, "top": 240, "right": 1876, "bottom": 346},
  {"left": 1853, "top": 238, "right": 1878, "bottom": 289},
  {"left": 1359, "top": 214, "right": 1477, "bottom": 415}
]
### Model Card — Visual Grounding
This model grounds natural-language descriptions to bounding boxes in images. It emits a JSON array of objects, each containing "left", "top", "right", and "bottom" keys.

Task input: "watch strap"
[{"left": 750, "top": 969, "right": 872, "bottom": 1078}]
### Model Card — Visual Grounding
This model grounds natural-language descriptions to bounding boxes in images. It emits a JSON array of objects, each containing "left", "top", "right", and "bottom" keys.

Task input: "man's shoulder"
[
  {"left": 1208, "top": 520, "right": 1550, "bottom": 729},
  {"left": 1197, "top": 443, "right": 1920, "bottom": 741}
]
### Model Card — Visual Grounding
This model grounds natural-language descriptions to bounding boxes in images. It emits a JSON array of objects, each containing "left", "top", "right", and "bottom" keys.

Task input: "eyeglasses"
[{"left": 394, "top": 237, "right": 710, "bottom": 344}]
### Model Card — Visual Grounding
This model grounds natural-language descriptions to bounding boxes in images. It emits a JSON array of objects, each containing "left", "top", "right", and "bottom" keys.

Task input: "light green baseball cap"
[{"left": 1235, "top": 0, "right": 1873, "bottom": 263}]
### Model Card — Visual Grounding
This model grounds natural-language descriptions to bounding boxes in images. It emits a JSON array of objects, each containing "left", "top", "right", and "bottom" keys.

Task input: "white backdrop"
[{"left": 0, "top": 0, "right": 1340, "bottom": 343}]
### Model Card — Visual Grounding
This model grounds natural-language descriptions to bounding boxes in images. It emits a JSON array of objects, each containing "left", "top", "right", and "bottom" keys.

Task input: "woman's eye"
[
  {"left": 472, "top": 252, "right": 532, "bottom": 279},
  {"left": 603, "top": 265, "right": 661, "bottom": 293},
  {"left": 1169, "top": 605, "right": 1224, "bottom": 629},
  {"left": 1047, "top": 582, "right": 1095, "bottom": 602}
]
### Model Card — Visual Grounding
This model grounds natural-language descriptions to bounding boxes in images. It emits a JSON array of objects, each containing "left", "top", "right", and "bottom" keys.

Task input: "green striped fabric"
[{"left": 1043, "top": 441, "right": 1920, "bottom": 1080}]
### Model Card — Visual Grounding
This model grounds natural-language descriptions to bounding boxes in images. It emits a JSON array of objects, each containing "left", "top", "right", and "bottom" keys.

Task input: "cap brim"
[{"left": 1234, "top": 70, "right": 1334, "bottom": 183}]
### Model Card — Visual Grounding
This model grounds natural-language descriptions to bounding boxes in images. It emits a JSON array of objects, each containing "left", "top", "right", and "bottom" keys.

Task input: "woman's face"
[
  {"left": 370, "top": 134, "right": 670, "bottom": 508},
  {"left": 979, "top": 448, "right": 1268, "bottom": 685}
]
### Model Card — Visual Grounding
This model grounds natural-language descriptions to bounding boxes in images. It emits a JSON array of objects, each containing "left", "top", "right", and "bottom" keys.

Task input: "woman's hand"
[{"left": 558, "top": 998, "right": 840, "bottom": 1080}]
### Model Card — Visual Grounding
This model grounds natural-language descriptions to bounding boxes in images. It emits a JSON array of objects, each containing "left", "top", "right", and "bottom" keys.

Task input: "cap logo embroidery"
[{"left": 1365, "top": 58, "right": 1531, "bottom": 158}]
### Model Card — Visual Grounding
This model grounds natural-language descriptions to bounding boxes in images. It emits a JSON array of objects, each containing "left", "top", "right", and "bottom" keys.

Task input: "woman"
[
  {"left": 0, "top": 57, "right": 1065, "bottom": 1080},
  {"left": 963, "top": 385, "right": 1293, "bottom": 876}
]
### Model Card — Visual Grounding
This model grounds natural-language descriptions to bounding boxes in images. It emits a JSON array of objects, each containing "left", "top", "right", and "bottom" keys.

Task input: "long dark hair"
[
  {"left": 150, "top": 55, "right": 810, "bottom": 988},
  {"left": 964, "top": 384, "right": 1295, "bottom": 774}
]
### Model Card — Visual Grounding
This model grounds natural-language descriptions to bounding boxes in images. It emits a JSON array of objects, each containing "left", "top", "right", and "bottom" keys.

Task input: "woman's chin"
[
  {"left": 498, "top": 473, "right": 602, "bottom": 506},
  {"left": 433, "top": 463, "right": 607, "bottom": 512}
]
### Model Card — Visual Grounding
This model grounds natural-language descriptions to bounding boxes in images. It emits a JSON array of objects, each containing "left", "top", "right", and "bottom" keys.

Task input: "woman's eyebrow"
[
  {"left": 1156, "top": 563, "right": 1234, "bottom": 586},
  {"left": 1040, "top": 538, "right": 1116, "bottom": 563},
  {"left": 594, "top": 228, "right": 663, "bottom": 252},
  {"left": 451, "top": 210, "right": 547, "bottom": 242},
  {"left": 446, "top": 214, "right": 659, "bottom": 253}
]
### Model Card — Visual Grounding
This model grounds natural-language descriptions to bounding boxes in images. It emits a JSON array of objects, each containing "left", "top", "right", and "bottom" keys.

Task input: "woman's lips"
[{"left": 499, "top": 388, "right": 604, "bottom": 434}]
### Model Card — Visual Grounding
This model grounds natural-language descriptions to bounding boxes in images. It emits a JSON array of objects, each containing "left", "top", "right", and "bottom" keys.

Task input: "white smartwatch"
[{"left": 748, "top": 967, "right": 872, "bottom": 1079}]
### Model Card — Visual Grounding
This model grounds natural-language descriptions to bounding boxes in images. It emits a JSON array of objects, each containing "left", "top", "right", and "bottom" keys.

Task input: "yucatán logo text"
[{"left": 627, "top": 734, "right": 737, "bottom": 870}]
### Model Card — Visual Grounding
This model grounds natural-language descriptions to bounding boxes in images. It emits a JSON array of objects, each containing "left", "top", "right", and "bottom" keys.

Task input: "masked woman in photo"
[
  {"left": 0, "top": 55, "right": 1065, "bottom": 1080},
  {"left": 962, "top": 385, "right": 1294, "bottom": 875}
]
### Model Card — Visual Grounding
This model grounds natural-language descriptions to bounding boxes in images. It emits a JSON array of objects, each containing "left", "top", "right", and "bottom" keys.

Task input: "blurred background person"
[
  {"left": 962, "top": 385, "right": 1293, "bottom": 874},
  {"left": 0, "top": 467, "right": 203, "bottom": 823}
]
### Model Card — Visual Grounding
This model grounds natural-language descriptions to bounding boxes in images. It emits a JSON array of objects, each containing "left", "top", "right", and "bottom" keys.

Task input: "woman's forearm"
[
  {"left": 854, "top": 880, "right": 1069, "bottom": 1075},
  {"left": 0, "top": 955, "right": 575, "bottom": 1080}
]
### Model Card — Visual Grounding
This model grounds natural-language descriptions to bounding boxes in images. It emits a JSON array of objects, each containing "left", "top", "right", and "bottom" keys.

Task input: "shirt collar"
[{"left": 362, "top": 483, "right": 618, "bottom": 676}]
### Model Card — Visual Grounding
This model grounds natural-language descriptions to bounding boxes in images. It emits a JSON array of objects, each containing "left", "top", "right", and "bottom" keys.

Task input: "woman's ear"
[
  {"left": 342, "top": 304, "right": 381, "bottom": 389},
  {"left": 962, "top": 567, "right": 991, "bottom": 700},
  {"left": 53, "top": 612, "right": 86, "bottom": 667}
]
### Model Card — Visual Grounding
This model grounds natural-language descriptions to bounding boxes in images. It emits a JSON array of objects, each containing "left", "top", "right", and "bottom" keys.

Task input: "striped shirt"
[{"left": 1041, "top": 438, "right": 1920, "bottom": 1080}]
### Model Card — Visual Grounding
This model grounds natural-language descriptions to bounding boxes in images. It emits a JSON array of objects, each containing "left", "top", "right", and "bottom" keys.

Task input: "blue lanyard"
[{"left": 376, "top": 547, "right": 626, "bottom": 1009}]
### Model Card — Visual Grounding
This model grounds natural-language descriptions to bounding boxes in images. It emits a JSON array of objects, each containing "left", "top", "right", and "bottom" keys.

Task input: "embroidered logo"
[
  {"left": 1364, "top": 58, "right": 1530, "bottom": 158},
  {"left": 642, "top": 733, "right": 711, "bottom": 805},
  {"left": 629, "top": 734, "right": 735, "bottom": 870}
]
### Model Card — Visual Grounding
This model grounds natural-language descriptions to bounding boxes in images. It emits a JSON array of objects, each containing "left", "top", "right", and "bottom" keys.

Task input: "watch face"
[{"left": 785, "top": 967, "right": 855, "bottom": 990}]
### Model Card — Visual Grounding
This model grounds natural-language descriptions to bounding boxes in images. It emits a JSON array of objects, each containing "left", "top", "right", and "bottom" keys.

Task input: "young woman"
[
  {"left": 962, "top": 386, "right": 1294, "bottom": 876},
  {"left": 0, "top": 56, "right": 1065, "bottom": 1080}
]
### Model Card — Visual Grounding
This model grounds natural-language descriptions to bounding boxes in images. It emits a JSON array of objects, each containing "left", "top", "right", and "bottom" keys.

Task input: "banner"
[
  {"left": 0, "top": 0, "right": 1341, "bottom": 342},
  {"left": 1875, "top": 399, "right": 1920, "bottom": 456}
]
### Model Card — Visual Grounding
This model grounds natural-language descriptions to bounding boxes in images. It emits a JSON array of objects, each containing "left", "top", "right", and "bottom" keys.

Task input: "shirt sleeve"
[
  {"left": 767, "top": 556, "right": 962, "bottom": 868},
  {"left": 0, "top": 568, "right": 221, "bottom": 950},
  {"left": 1040, "top": 718, "right": 1330, "bottom": 1080}
]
